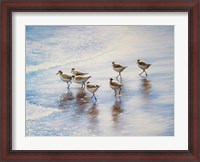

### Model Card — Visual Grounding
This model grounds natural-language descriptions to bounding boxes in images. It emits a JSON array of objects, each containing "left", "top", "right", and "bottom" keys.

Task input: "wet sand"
[{"left": 26, "top": 50, "right": 174, "bottom": 136}]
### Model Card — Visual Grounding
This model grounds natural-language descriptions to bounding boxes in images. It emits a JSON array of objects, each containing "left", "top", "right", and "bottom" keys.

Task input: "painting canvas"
[{"left": 25, "top": 25, "right": 174, "bottom": 136}]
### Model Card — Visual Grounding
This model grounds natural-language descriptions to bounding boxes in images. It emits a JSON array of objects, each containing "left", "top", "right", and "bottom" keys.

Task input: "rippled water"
[{"left": 26, "top": 26, "right": 174, "bottom": 136}]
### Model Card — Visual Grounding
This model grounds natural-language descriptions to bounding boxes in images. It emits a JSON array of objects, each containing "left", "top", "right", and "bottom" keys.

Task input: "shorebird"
[
  {"left": 71, "top": 68, "right": 88, "bottom": 76},
  {"left": 109, "top": 78, "right": 123, "bottom": 96},
  {"left": 72, "top": 75, "right": 91, "bottom": 89},
  {"left": 86, "top": 82, "right": 100, "bottom": 100},
  {"left": 137, "top": 59, "right": 151, "bottom": 76},
  {"left": 112, "top": 62, "right": 127, "bottom": 78},
  {"left": 56, "top": 70, "right": 72, "bottom": 88}
]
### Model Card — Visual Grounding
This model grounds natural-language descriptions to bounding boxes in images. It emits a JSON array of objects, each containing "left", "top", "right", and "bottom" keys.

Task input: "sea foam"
[{"left": 26, "top": 101, "right": 60, "bottom": 120}]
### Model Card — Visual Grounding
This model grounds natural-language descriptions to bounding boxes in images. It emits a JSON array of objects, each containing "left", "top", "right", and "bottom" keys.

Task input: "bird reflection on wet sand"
[
  {"left": 87, "top": 103, "right": 99, "bottom": 135},
  {"left": 112, "top": 99, "right": 123, "bottom": 122},
  {"left": 58, "top": 88, "right": 90, "bottom": 110},
  {"left": 75, "top": 88, "right": 90, "bottom": 106},
  {"left": 140, "top": 76, "right": 152, "bottom": 99},
  {"left": 58, "top": 89, "right": 75, "bottom": 109},
  {"left": 87, "top": 103, "right": 99, "bottom": 117}
]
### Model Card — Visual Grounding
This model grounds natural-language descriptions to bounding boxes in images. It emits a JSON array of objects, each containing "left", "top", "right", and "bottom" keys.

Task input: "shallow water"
[{"left": 26, "top": 26, "right": 174, "bottom": 136}]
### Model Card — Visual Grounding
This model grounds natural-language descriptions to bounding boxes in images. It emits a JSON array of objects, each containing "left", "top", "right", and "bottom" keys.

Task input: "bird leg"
[
  {"left": 119, "top": 77, "right": 122, "bottom": 83},
  {"left": 119, "top": 73, "right": 123, "bottom": 82},
  {"left": 139, "top": 70, "right": 145, "bottom": 75},
  {"left": 82, "top": 89, "right": 85, "bottom": 93},
  {"left": 92, "top": 99, "right": 97, "bottom": 104},
  {"left": 114, "top": 89, "right": 117, "bottom": 96},
  {"left": 93, "top": 94, "right": 97, "bottom": 101},
  {"left": 83, "top": 83, "right": 86, "bottom": 89},
  {"left": 91, "top": 94, "right": 94, "bottom": 98},
  {"left": 116, "top": 73, "right": 120, "bottom": 79},
  {"left": 119, "top": 87, "right": 121, "bottom": 95},
  {"left": 119, "top": 72, "right": 122, "bottom": 78},
  {"left": 67, "top": 82, "right": 70, "bottom": 89},
  {"left": 144, "top": 70, "right": 148, "bottom": 76},
  {"left": 81, "top": 83, "right": 85, "bottom": 89}
]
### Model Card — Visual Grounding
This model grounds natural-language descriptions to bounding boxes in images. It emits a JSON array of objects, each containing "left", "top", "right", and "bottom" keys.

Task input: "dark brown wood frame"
[{"left": 1, "top": 0, "right": 199, "bottom": 161}]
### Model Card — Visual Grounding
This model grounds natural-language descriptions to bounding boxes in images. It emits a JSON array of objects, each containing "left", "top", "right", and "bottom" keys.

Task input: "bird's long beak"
[{"left": 56, "top": 72, "right": 59, "bottom": 75}]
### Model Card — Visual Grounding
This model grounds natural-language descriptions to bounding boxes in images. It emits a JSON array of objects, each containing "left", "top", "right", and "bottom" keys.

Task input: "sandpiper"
[
  {"left": 71, "top": 68, "right": 88, "bottom": 76},
  {"left": 109, "top": 78, "right": 123, "bottom": 96},
  {"left": 72, "top": 75, "right": 91, "bottom": 88},
  {"left": 86, "top": 82, "right": 100, "bottom": 100},
  {"left": 137, "top": 59, "right": 151, "bottom": 76},
  {"left": 56, "top": 70, "right": 72, "bottom": 88},
  {"left": 112, "top": 62, "right": 127, "bottom": 78}
]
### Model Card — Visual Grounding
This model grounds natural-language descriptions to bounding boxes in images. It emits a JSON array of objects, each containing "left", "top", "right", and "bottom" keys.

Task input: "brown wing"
[
  {"left": 147, "top": 64, "right": 151, "bottom": 68},
  {"left": 75, "top": 71, "right": 88, "bottom": 76},
  {"left": 111, "top": 81, "right": 123, "bottom": 87},
  {"left": 113, "top": 63, "right": 123, "bottom": 68},
  {"left": 138, "top": 61, "right": 147, "bottom": 66},
  {"left": 75, "top": 76, "right": 84, "bottom": 80},
  {"left": 62, "top": 74, "right": 71, "bottom": 79},
  {"left": 87, "top": 84, "right": 96, "bottom": 88}
]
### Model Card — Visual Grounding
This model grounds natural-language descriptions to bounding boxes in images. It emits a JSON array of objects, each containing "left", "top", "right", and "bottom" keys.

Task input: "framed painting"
[{"left": 1, "top": 0, "right": 199, "bottom": 161}]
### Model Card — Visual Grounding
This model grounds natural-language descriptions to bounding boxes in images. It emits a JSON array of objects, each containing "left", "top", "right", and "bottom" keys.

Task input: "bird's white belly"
[
  {"left": 110, "top": 84, "right": 119, "bottom": 90},
  {"left": 113, "top": 67, "right": 123, "bottom": 72},
  {"left": 73, "top": 78, "right": 87, "bottom": 84},
  {"left": 87, "top": 87, "right": 97, "bottom": 93},
  {"left": 138, "top": 64, "right": 147, "bottom": 70},
  {"left": 73, "top": 79, "right": 82, "bottom": 84},
  {"left": 60, "top": 76, "right": 71, "bottom": 82}
]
